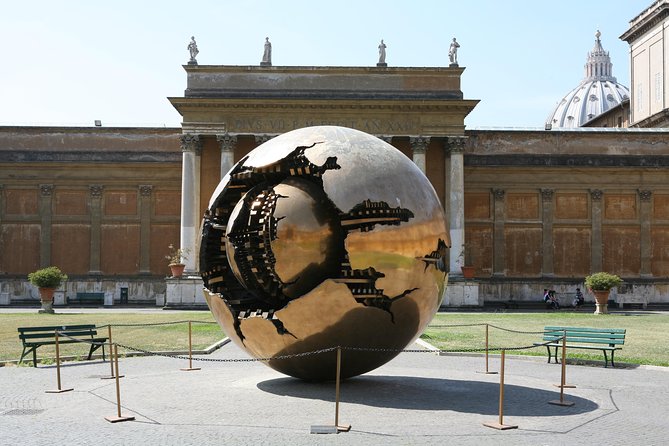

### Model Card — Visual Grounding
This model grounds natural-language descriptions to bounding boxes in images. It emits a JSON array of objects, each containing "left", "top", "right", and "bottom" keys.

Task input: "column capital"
[
  {"left": 89, "top": 184, "right": 104, "bottom": 197},
  {"left": 40, "top": 184, "right": 54, "bottom": 196},
  {"left": 540, "top": 188, "right": 554, "bottom": 201},
  {"left": 638, "top": 189, "right": 652, "bottom": 202},
  {"left": 180, "top": 133, "right": 202, "bottom": 155},
  {"left": 492, "top": 188, "right": 505, "bottom": 201},
  {"left": 377, "top": 135, "right": 393, "bottom": 144},
  {"left": 409, "top": 136, "right": 430, "bottom": 153},
  {"left": 254, "top": 134, "right": 276, "bottom": 145},
  {"left": 216, "top": 133, "right": 238, "bottom": 152},
  {"left": 589, "top": 189, "right": 603, "bottom": 201},
  {"left": 139, "top": 185, "right": 153, "bottom": 197},
  {"left": 444, "top": 136, "right": 467, "bottom": 154}
]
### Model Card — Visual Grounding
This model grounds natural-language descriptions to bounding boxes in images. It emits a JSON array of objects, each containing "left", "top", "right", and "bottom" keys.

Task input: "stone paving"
[{"left": 2, "top": 338, "right": 669, "bottom": 446}]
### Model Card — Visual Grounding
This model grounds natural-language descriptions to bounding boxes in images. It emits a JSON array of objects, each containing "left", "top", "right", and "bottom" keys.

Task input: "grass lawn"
[
  {"left": 423, "top": 311, "right": 669, "bottom": 367},
  {"left": 1, "top": 312, "right": 223, "bottom": 365},
  {"left": 2, "top": 310, "right": 667, "bottom": 368}
]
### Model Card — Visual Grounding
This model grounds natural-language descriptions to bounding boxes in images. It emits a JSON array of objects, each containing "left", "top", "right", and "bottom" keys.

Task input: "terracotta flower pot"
[
  {"left": 169, "top": 263, "right": 186, "bottom": 278},
  {"left": 591, "top": 289, "right": 610, "bottom": 314},
  {"left": 38, "top": 287, "right": 55, "bottom": 314},
  {"left": 461, "top": 266, "right": 475, "bottom": 279}
]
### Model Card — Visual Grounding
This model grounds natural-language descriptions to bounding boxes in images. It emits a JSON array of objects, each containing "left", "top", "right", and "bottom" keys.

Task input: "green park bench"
[
  {"left": 18, "top": 324, "right": 108, "bottom": 367},
  {"left": 535, "top": 326, "right": 626, "bottom": 368},
  {"left": 67, "top": 292, "right": 105, "bottom": 305}
]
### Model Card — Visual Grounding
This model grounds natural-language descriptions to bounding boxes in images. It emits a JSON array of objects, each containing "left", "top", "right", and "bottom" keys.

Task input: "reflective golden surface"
[{"left": 200, "top": 126, "right": 448, "bottom": 380}]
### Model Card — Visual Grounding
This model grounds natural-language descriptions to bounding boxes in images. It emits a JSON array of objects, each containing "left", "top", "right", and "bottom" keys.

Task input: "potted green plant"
[
  {"left": 165, "top": 244, "right": 189, "bottom": 278},
  {"left": 584, "top": 272, "right": 622, "bottom": 314},
  {"left": 28, "top": 266, "right": 68, "bottom": 314}
]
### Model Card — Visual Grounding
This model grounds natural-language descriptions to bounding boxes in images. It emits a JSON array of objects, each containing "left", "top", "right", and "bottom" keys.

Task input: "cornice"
[
  {"left": 169, "top": 97, "right": 479, "bottom": 113},
  {"left": 620, "top": 2, "right": 669, "bottom": 42}
]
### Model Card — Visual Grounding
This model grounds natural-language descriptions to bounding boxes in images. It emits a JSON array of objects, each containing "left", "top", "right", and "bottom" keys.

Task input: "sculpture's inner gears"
[{"left": 200, "top": 142, "right": 418, "bottom": 342}]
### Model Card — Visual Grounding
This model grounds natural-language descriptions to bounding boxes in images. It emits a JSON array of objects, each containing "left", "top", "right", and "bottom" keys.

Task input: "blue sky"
[{"left": 0, "top": 0, "right": 645, "bottom": 129}]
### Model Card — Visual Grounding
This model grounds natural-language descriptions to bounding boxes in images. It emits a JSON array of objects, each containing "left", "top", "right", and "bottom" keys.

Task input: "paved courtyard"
[{"left": 2, "top": 338, "right": 668, "bottom": 445}]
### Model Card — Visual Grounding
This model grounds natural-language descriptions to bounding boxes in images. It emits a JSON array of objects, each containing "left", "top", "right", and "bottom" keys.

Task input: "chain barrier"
[
  {"left": 114, "top": 342, "right": 338, "bottom": 362},
  {"left": 486, "top": 324, "right": 547, "bottom": 335},
  {"left": 96, "top": 320, "right": 218, "bottom": 329},
  {"left": 51, "top": 325, "right": 564, "bottom": 364},
  {"left": 427, "top": 323, "right": 487, "bottom": 328}
]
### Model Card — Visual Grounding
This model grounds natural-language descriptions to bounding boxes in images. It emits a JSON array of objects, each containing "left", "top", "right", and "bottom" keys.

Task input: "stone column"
[
  {"left": 590, "top": 189, "right": 603, "bottom": 272},
  {"left": 39, "top": 184, "right": 54, "bottom": 268},
  {"left": 216, "top": 133, "right": 237, "bottom": 179},
  {"left": 89, "top": 185, "right": 104, "bottom": 274},
  {"left": 180, "top": 134, "right": 202, "bottom": 273},
  {"left": 445, "top": 137, "right": 466, "bottom": 275},
  {"left": 638, "top": 189, "right": 653, "bottom": 277},
  {"left": 138, "top": 185, "right": 153, "bottom": 274},
  {"left": 541, "top": 188, "right": 555, "bottom": 277},
  {"left": 492, "top": 188, "right": 506, "bottom": 276},
  {"left": 410, "top": 136, "right": 430, "bottom": 174}
]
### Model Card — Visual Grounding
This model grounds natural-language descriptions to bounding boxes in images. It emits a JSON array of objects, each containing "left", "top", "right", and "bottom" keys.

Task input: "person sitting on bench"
[
  {"left": 543, "top": 289, "right": 559, "bottom": 309},
  {"left": 572, "top": 288, "right": 585, "bottom": 308}
]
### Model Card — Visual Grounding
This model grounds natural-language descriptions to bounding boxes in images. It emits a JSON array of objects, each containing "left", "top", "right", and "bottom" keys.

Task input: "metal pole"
[
  {"left": 483, "top": 349, "right": 517, "bottom": 430},
  {"left": 549, "top": 334, "right": 575, "bottom": 406},
  {"left": 108, "top": 325, "right": 114, "bottom": 375},
  {"left": 105, "top": 344, "right": 135, "bottom": 422},
  {"left": 114, "top": 345, "right": 122, "bottom": 418},
  {"left": 46, "top": 330, "right": 73, "bottom": 393},
  {"left": 181, "top": 321, "right": 200, "bottom": 371},
  {"left": 188, "top": 321, "right": 193, "bottom": 369},
  {"left": 102, "top": 325, "right": 124, "bottom": 380},
  {"left": 485, "top": 324, "right": 490, "bottom": 373},
  {"left": 498, "top": 349, "right": 505, "bottom": 425},
  {"left": 55, "top": 331, "right": 62, "bottom": 391},
  {"left": 335, "top": 347, "right": 341, "bottom": 428}
]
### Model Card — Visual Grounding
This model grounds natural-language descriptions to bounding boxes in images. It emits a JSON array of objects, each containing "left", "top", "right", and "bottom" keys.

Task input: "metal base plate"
[
  {"left": 483, "top": 421, "right": 518, "bottom": 430},
  {"left": 548, "top": 399, "right": 575, "bottom": 406},
  {"left": 105, "top": 415, "right": 135, "bottom": 423},
  {"left": 45, "top": 388, "right": 73, "bottom": 394},
  {"left": 101, "top": 375, "right": 125, "bottom": 380},
  {"left": 180, "top": 368, "right": 201, "bottom": 371},
  {"left": 310, "top": 424, "right": 351, "bottom": 434},
  {"left": 553, "top": 383, "right": 576, "bottom": 388}
]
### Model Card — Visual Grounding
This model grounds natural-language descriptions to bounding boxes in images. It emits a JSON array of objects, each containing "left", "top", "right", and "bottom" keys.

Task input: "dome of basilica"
[{"left": 546, "top": 31, "right": 630, "bottom": 128}]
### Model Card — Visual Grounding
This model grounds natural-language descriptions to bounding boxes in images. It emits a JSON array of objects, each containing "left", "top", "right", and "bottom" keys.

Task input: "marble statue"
[
  {"left": 188, "top": 36, "right": 199, "bottom": 64},
  {"left": 261, "top": 37, "right": 272, "bottom": 66},
  {"left": 378, "top": 39, "right": 387, "bottom": 65},
  {"left": 448, "top": 38, "right": 460, "bottom": 66}
]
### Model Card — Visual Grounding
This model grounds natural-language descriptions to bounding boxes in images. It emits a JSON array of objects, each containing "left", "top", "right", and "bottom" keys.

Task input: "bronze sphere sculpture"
[{"left": 200, "top": 126, "right": 449, "bottom": 380}]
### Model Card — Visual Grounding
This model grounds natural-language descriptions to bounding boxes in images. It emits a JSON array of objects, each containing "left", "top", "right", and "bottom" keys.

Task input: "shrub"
[
  {"left": 584, "top": 272, "right": 623, "bottom": 291},
  {"left": 27, "top": 266, "right": 68, "bottom": 288}
]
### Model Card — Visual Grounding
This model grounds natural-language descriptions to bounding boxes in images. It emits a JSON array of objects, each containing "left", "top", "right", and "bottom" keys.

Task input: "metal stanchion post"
[
  {"left": 549, "top": 335, "right": 575, "bottom": 406},
  {"left": 311, "top": 347, "right": 350, "bottom": 434},
  {"left": 553, "top": 330, "right": 575, "bottom": 389},
  {"left": 477, "top": 324, "right": 498, "bottom": 375},
  {"left": 102, "top": 325, "right": 124, "bottom": 380},
  {"left": 46, "top": 330, "right": 73, "bottom": 393},
  {"left": 483, "top": 350, "right": 518, "bottom": 430},
  {"left": 181, "top": 321, "right": 201, "bottom": 371},
  {"left": 105, "top": 344, "right": 135, "bottom": 423}
]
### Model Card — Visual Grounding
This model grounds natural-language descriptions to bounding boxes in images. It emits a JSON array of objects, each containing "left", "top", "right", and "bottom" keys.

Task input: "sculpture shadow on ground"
[{"left": 257, "top": 375, "right": 598, "bottom": 416}]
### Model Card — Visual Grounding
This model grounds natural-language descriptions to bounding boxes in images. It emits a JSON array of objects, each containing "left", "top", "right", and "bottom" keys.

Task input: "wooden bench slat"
[
  {"left": 538, "top": 325, "right": 625, "bottom": 368},
  {"left": 17, "top": 324, "right": 107, "bottom": 367},
  {"left": 544, "top": 326, "right": 626, "bottom": 334}
]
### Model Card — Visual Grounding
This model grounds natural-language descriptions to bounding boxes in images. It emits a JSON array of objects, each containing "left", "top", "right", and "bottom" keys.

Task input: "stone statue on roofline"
[
  {"left": 187, "top": 36, "right": 199, "bottom": 65},
  {"left": 449, "top": 37, "right": 460, "bottom": 67},
  {"left": 261, "top": 37, "right": 272, "bottom": 66},
  {"left": 377, "top": 39, "right": 387, "bottom": 67}
]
